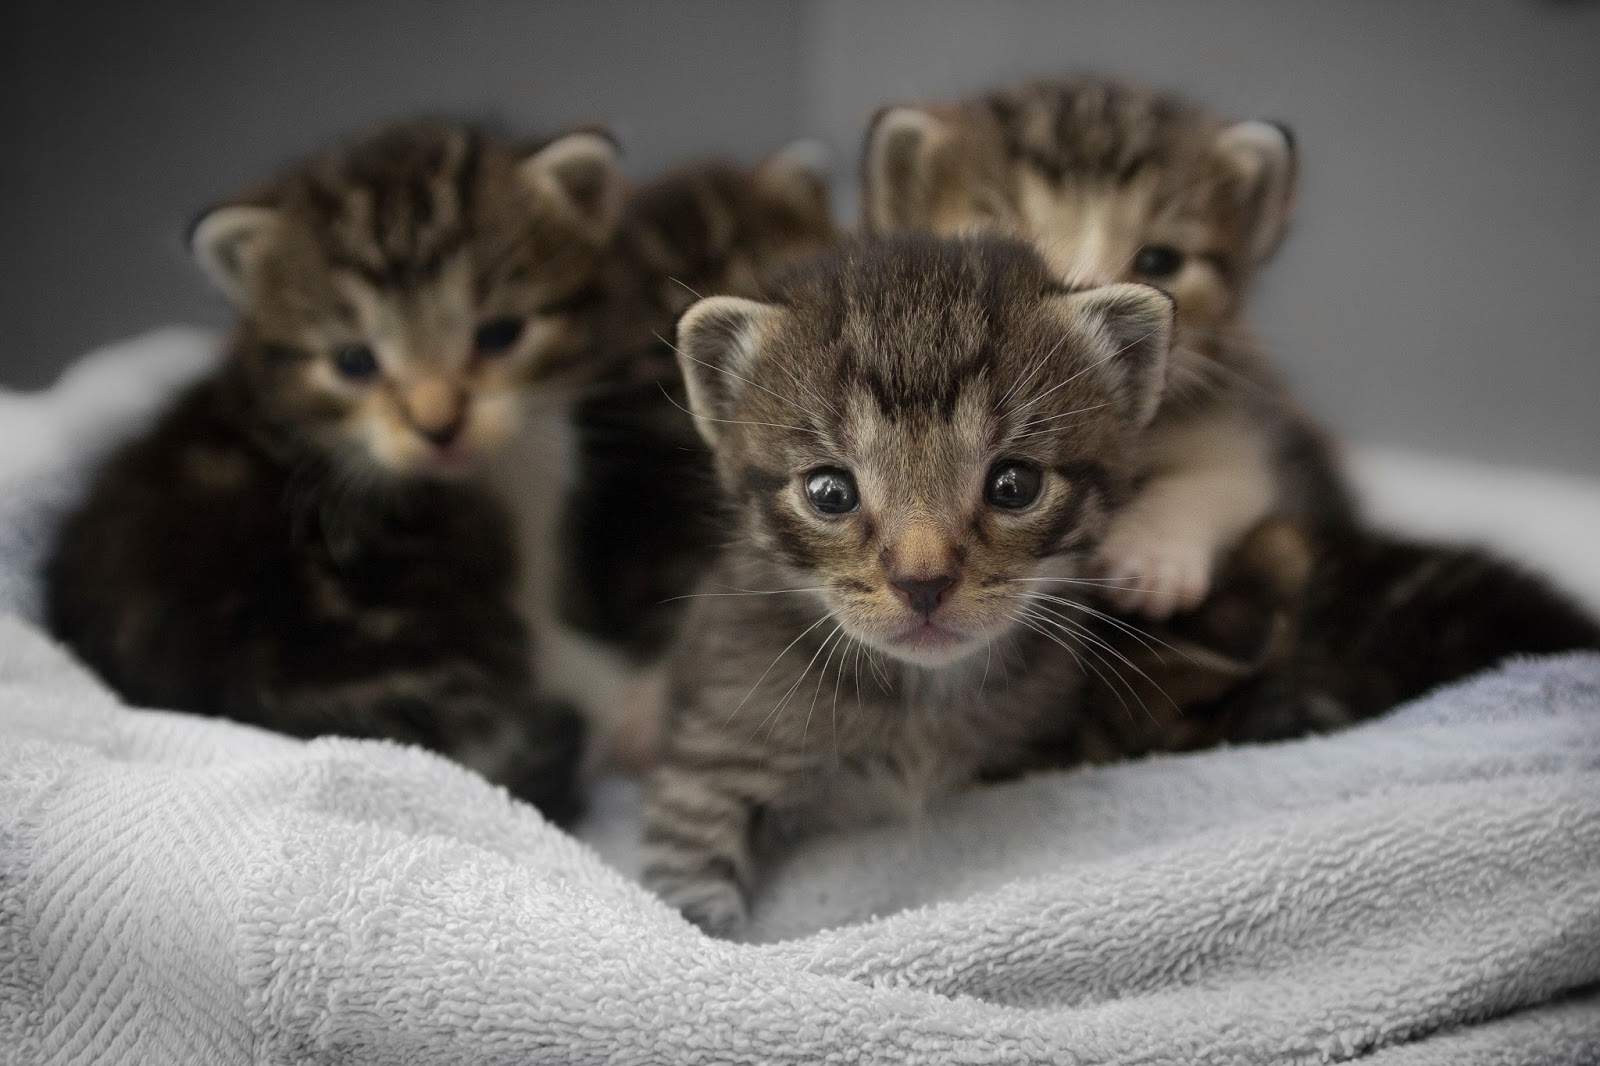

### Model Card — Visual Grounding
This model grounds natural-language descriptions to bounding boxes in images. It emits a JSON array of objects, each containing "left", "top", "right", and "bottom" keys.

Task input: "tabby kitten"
[
  {"left": 530, "top": 144, "right": 839, "bottom": 769},
  {"left": 46, "top": 120, "right": 625, "bottom": 823},
  {"left": 643, "top": 235, "right": 1177, "bottom": 934},
  {"left": 861, "top": 76, "right": 1351, "bottom": 618},
  {"left": 857, "top": 77, "right": 1600, "bottom": 733}
]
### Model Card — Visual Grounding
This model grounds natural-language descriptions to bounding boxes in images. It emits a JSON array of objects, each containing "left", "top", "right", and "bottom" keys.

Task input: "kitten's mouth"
[
  {"left": 420, "top": 443, "right": 476, "bottom": 479},
  {"left": 893, "top": 619, "right": 967, "bottom": 651}
]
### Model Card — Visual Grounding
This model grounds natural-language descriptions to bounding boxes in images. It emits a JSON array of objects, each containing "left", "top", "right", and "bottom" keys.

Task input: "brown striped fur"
[
  {"left": 643, "top": 235, "right": 1178, "bottom": 934},
  {"left": 46, "top": 120, "right": 626, "bottom": 824},
  {"left": 535, "top": 145, "right": 840, "bottom": 770},
  {"left": 862, "top": 76, "right": 1351, "bottom": 621}
]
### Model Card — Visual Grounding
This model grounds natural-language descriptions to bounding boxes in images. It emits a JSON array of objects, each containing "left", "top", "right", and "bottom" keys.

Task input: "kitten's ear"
[
  {"left": 756, "top": 138, "right": 834, "bottom": 217},
  {"left": 1217, "top": 120, "right": 1298, "bottom": 265},
  {"left": 675, "top": 295, "right": 780, "bottom": 448},
  {"left": 520, "top": 129, "right": 625, "bottom": 242},
  {"left": 1053, "top": 282, "right": 1175, "bottom": 429},
  {"left": 861, "top": 105, "right": 952, "bottom": 233},
  {"left": 188, "top": 204, "right": 280, "bottom": 308}
]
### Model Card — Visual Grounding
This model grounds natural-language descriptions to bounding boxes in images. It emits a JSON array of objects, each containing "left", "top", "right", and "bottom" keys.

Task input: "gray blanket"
[{"left": 3, "top": 332, "right": 1598, "bottom": 1064}]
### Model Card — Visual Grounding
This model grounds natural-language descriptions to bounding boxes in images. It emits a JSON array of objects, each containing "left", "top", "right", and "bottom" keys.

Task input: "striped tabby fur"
[
  {"left": 47, "top": 120, "right": 626, "bottom": 823},
  {"left": 644, "top": 235, "right": 1180, "bottom": 934},
  {"left": 862, "top": 75, "right": 1352, "bottom": 620},
  {"left": 537, "top": 146, "right": 839, "bottom": 769}
]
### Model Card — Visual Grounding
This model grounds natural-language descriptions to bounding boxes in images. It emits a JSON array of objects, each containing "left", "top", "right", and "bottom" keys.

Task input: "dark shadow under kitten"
[{"left": 46, "top": 119, "right": 626, "bottom": 824}]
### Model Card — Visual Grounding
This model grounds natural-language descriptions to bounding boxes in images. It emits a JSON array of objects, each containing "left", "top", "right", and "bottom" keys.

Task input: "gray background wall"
[{"left": 4, "top": 1, "right": 1597, "bottom": 475}]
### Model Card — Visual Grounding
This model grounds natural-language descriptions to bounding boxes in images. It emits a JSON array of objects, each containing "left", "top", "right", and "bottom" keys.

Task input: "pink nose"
[{"left": 891, "top": 575, "right": 956, "bottom": 616}]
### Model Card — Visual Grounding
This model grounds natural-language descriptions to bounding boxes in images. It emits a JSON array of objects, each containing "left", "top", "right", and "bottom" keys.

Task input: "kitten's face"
[
  {"left": 861, "top": 79, "right": 1296, "bottom": 357},
  {"left": 677, "top": 237, "right": 1173, "bottom": 668},
  {"left": 190, "top": 122, "right": 624, "bottom": 479}
]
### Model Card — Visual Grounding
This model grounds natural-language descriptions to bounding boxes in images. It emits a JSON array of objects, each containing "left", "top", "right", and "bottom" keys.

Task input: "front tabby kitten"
[
  {"left": 643, "top": 235, "right": 1177, "bottom": 934},
  {"left": 46, "top": 121, "right": 624, "bottom": 823}
]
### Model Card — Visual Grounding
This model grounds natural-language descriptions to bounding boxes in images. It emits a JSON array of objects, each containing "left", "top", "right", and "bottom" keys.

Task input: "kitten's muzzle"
[
  {"left": 398, "top": 379, "right": 469, "bottom": 448},
  {"left": 891, "top": 574, "right": 957, "bottom": 616}
]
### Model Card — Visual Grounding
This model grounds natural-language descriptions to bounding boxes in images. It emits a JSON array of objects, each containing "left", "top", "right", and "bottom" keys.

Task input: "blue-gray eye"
[
  {"left": 474, "top": 317, "right": 524, "bottom": 356},
  {"left": 333, "top": 345, "right": 379, "bottom": 379},
  {"left": 985, "top": 461, "right": 1042, "bottom": 510},
  {"left": 805, "top": 468, "right": 859, "bottom": 515},
  {"left": 1132, "top": 245, "right": 1184, "bottom": 279}
]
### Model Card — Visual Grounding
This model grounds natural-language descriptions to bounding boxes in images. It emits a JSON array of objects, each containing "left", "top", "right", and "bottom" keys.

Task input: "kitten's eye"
[
  {"left": 474, "top": 317, "right": 524, "bottom": 357},
  {"left": 985, "top": 461, "right": 1042, "bottom": 510},
  {"left": 1132, "top": 245, "right": 1185, "bottom": 279},
  {"left": 333, "top": 345, "right": 379, "bottom": 380},
  {"left": 804, "top": 468, "right": 859, "bottom": 516}
]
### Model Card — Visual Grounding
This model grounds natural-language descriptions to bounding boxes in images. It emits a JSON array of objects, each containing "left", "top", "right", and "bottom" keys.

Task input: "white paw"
[
  {"left": 647, "top": 870, "right": 748, "bottom": 938},
  {"left": 1097, "top": 523, "right": 1214, "bottom": 620}
]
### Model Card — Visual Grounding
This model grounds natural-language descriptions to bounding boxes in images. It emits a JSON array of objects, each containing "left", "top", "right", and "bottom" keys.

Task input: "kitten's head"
[
  {"left": 861, "top": 77, "right": 1294, "bottom": 356},
  {"left": 675, "top": 235, "right": 1174, "bottom": 668},
  {"left": 618, "top": 140, "right": 838, "bottom": 320},
  {"left": 190, "top": 120, "right": 625, "bottom": 479}
]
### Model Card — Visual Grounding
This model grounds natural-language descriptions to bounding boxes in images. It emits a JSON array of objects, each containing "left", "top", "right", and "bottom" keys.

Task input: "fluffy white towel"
[
  {"left": 3, "top": 331, "right": 1599, "bottom": 1063},
  {"left": 2, "top": 617, "right": 1599, "bottom": 1063}
]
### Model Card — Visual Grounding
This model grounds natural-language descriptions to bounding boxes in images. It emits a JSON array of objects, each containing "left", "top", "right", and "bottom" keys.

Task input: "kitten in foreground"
[
  {"left": 643, "top": 234, "right": 1179, "bottom": 934},
  {"left": 861, "top": 75, "right": 1351, "bottom": 618},
  {"left": 46, "top": 120, "right": 625, "bottom": 824},
  {"left": 529, "top": 145, "right": 838, "bottom": 769}
]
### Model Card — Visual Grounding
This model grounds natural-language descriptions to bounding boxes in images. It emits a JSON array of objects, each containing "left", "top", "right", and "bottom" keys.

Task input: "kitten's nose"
[
  {"left": 402, "top": 380, "right": 467, "bottom": 448},
  {"left": 891, "top": 575, "right": 957, "bottom": 616},
  {"left": 421, "top": 414, "right": 467, "bottom": 448}
]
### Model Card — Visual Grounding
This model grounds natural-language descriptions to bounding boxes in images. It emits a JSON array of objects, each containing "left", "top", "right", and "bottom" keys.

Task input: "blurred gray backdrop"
[{"left": 4, "top": 0, "right": 1597, "bottom": 474}]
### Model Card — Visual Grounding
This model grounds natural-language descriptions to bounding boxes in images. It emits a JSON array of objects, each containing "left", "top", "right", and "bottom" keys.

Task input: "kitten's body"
[
  {"left": 645, "top": 236, "right": 1178, "bottom": 933},
  {"left": 520, "top": 149, "right": 838, "bottom": 768},
  {"left": 862, "top": 76, "right": 1352, "bottom": 616},
  {"left": 47, "top": 120, "right": 624, "bottom": 822}
]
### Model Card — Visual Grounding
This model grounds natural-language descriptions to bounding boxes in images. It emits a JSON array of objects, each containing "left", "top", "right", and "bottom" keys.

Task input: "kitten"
[
  {"left": 524, "top": 145, "right": 839, "bottom": 770},
  {"left": 642, "top": 234, "right": 1179, "bottom": 934},
  {"left": 1096, "top": 518, "right": 1600, "bottom": 750},
  {"left": 860, "top": 75, "right": 1352, "bottom": 618},
  {"left": 859, "top": 76, "right": 1600, "bottom": 736},
  {"left": 46, "top": 120, "right": 625, "bottom": 824}
]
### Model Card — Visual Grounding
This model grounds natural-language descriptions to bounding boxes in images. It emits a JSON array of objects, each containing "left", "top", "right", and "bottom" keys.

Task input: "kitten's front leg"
[
  {"left": 1099, "top": 410, "right": 1276, "bottom": 619},
  {"left": 643, "top": 756, "right": 791, "bottom": 937}
]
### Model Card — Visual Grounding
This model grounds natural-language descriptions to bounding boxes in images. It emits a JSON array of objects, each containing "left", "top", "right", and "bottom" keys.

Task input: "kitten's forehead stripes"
[{"left": 305, "top": 127, "right": 485, "bottom": 291}]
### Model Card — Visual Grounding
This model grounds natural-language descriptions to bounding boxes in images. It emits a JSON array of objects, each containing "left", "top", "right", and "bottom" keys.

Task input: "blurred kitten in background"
[
  {"left": 47, "top": 119, "right": 624, "bottom": 824},
  {"left": 860, "top": 75, "right": 1600, "bottom": 745},
  {"left": 514, "top": 142, "right": 839, "bottom": 771},
  {"left": 861, "top": 75, "right": 1352, "bottom": 619}
]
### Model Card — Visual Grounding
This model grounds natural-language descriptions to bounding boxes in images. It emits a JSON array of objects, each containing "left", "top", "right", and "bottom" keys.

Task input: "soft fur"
[
  {"left": 532, "top": 146, "right": 840, "bottom": 769},
  {"left": 643, "top": 235, "right": 1179, "bottom": 934},
  {"left": 861, "top": 75, "right": 1351, "bottom": 618},
  {"left": 45, "top": 120, "right": 626, "bottom": 823}
]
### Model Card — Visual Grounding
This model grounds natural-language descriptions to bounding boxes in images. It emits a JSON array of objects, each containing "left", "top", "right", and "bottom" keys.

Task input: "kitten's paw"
[
  {"left": 1097, "top": 524, "right": 1214, "bottom": 620},
  {"left": 646, "top": 870, "right": 748, "bottom": 938}
]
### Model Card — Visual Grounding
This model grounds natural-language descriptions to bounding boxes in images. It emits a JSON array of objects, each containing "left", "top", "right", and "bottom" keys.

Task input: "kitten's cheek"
[{"left": 464, "top": 390, "right": 520, "bottom": 456}]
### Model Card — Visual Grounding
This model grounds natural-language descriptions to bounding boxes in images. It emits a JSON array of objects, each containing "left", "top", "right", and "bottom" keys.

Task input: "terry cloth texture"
[{"left": 2, "top": 332, "right": 1598, "bottom": 1063}]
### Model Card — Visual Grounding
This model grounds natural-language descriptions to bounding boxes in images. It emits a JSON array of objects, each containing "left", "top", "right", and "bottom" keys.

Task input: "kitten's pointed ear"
[
  {"left": 520, "top": 129, "right": 625, "bottom": 242},
  {"left": 756, "top": 138, "right": 834, "bottom": 217},
  {"left": 1054, "top": 283, "right": 1175, "bottom": 429},
  {"left": 1217, "top": 120, "right": 1298, "bottom": 265},
  {"left": 675, "top": 295, "right": 780, "bottom": 448},
  {"left": 188, "top": 204, "right": 280, "bottom": 307},
  {"left": 861, "top": 105, "right": 952, "bottom": 233}
]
